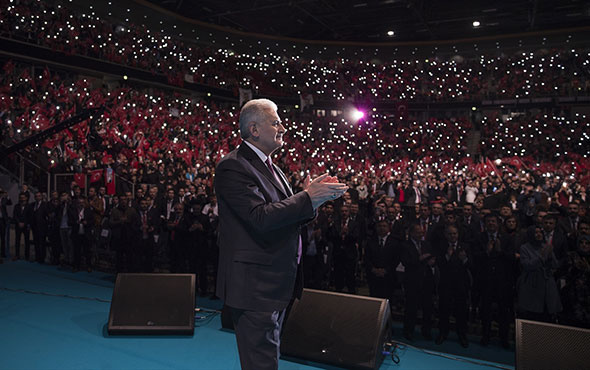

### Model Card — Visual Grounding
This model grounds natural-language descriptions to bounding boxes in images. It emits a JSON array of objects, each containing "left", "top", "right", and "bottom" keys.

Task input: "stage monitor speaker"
[
  {"left": 107, "top": 273, "right": 195, "bottom": 335},
  {"left": 516, "top": 319, "right": 590, "bottom": 370},
  {"left": 220, "top": 304, "right": 234, "bottom": 330},
  {"left": 281, "top": 289, "right": 391, "bottom": 370}
]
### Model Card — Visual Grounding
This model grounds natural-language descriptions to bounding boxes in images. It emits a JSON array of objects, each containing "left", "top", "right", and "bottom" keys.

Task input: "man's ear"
[{"left": 248, "top": 122, "right": 258, "bottom": 139}]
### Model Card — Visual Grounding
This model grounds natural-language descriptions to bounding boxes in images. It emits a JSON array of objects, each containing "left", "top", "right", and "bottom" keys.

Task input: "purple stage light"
[{"left": 352, "top": 109, "right": 365, "bottom": 120}]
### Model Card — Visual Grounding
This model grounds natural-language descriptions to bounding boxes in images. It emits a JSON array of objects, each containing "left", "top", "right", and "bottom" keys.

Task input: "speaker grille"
[
  {"left": 108, "top": 273, "right": 195, "bottom": 335},
  {"left": 281, "top": 289, "right": 390, "bottom": 370},
  {"left": 516, "top": 319, "right": 590, "bottom": 370}
]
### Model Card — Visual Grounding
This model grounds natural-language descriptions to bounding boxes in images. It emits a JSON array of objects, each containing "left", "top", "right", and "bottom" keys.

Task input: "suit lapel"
[
  {"left": 238, "top": 143, "right": 288, "bottom": 197},
  {"left": 273, "top": 164, "right": 293, "bottom": 196}
]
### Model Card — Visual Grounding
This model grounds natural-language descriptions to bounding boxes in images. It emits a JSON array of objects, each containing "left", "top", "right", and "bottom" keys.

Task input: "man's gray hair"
[{"left": 239, "top": 98, "right": 278, "bottom": 139}]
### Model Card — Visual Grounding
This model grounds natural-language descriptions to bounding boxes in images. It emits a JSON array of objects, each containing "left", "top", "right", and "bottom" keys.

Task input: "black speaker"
[
  {"left": 516, "top": 319, "right": 590, "bottom": 370},
  {"left": 107, "top": 273, "right": 196, "bottom": 335},
  {"left": 281, "top": 289, "right": 391, "bottom": 370},
  {"left": 221, "top": 304, "right": 234, "bottom": 330}
]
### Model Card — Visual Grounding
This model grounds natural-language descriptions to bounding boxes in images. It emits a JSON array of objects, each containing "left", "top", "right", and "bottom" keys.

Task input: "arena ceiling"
[{"left": 146, "top": 0, "right": 590, "bottom": 42}]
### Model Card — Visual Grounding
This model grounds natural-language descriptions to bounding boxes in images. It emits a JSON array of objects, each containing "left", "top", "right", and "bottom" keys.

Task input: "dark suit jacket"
[
  {"left": 365, "top": 234, "right": 399, "bottom": 281},
  {"left": 215, "top": 143, "right": 315, "bottom": 312},
  {"left": 437, "top": 241, "right": 472, "bottom": 296},
  {"left": 400, "top": 238, "right": 437, "bottom": 293},
  {"left": 67, "top": 206, "right": 95, "bottom": 237},
  {"left": 460, "top": 214, "right": 481, "bottom": 244},
  {"left": 13, "top": 203, "right": 32, "bottom": 226},
  {"left": 137, "top": 207, "right": 162, "bottom": 240},
  {"left": 473, "top": 231, "right": 516, "bottom": 294},
  {"left": 0, "top": 196, "right": 12, "bottom": 221},
  {"left": 332, "top": 215, "right": 363, "bottom": 260},
  {"left": 389, "top": 217, "right": 407, "bottom": 242},
  {"left": 30, "top": 201, "right": 49, "bottom": 232},
  {"left": 448, "top": 186, "right": 467, "bottom": 205}
]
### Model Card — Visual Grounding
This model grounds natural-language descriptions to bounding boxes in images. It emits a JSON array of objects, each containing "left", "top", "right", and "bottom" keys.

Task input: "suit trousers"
[
  {"left": 333, "top": 252, "right": 357, "bottom": 294},
  {"left": 59, "top": 228, "right": 73, "bottom": 265},
  {"left": 71, "top": 233, "right": 91, "bottom": 270},
  {"left": 0, "top": 218, "right": 7, "bottom": 258},
  {"left": 14, "top": 225, "right": 31, "bottom": 259},
  {"left": 230, "top": 306, "right": 286, "bottom": 370},
  {"left": 32, "top": 227, "right": 47, "bottom": 263},
  {"left": 404, "top": 281, "right": 434, "bottom": 334},
  {"left": 438, "top": 289, "right": 469, "bottom": 337}
]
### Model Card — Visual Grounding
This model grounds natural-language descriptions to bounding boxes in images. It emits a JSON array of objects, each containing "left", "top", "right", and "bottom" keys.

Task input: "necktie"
[
  {"left": 265, "top": 157, "right": 276, "bottom": 177},
  {"left": 142, "top": 212, "right": 148, "bottom": 238},
  {"left": 297, "top": 236, "right": 302, "bottom": 264},
  {"left": 266, "top": 157, "right": 288, "bottom": 195},
  {"left": 379, "top": 238, "right": 384, "bottom": 248},
  {"left": 266, "top": 157, "right": 299, "bottom": 261}
]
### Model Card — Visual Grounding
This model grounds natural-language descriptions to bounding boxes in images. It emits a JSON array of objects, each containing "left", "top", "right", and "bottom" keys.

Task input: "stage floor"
[{"left": 0, "top": 261, "right": 514, "bottom": 370}]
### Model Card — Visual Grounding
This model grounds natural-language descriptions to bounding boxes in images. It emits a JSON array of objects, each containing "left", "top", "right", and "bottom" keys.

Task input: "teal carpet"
[{"left": 0, "top": 261, "right": 513, "bottom": 370}]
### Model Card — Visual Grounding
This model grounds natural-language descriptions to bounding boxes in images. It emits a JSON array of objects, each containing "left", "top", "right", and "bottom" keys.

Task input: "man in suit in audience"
[
  {"left": 436, "top": 225, "right": 472, "bottom": 347},
  {"left": 0, "top": 189, "right": 12, "bottom": 263},
  {"left": 473, "top": 213, "right": 515, "bottom": 348},
  {"left": 365, "top": 219, "right": 399, "bottom": 301},
  {"left": 542, "top": 213, "right": 569, "bottom": 259},
  {"left": 333, "top": 204, "right": 362, "bottom": 293},
  {"left": 30, "top": 191, "right": 49, "bottom": 263},
  {"left": 215, "top": 99, "right": 348, "bottom": 370},
  {"left": 460, "top": 203, "right": 481, "bottom": 245},
  {"left": 68, "top": 195, "right": 95, "bottom": 272},
  {"left": 558, "top": 202, "right": 580, "bottom": 250},
  {"left": 13, "top": 192, "right": 32, "bottom": 261},
  {"left": 400, "top": 223, "right": 437, "bottom": 341},
  {"left": 137, "top": 197, "right": 160, "bottom": 272}
]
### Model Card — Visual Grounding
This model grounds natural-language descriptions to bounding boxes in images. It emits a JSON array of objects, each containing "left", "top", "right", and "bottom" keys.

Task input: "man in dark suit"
[
  {"left": 542, "top": 213, "right": 569, "bottom": 259},
  {"left": 332, "top": 204, "right": 362, "bottom": 293},
  {"left": 436, "top": 225, "right": 472, "bottom": 347},
  {"left": 110, "top": 195, "right": 141, "bottom": 273},
  {"left": 404, "top": 179, "right": 424, "bottom": 206},
  {"left": 30, "top": 191, "right": 49, "bottom": 263},
  {"left": 68, "top": 195, "right": 95, "bottom": 272},
  {"left": 215, "top": 99, "right": 348, "bottom": 370},
  {"left": 460, "top": 203, "right": 481, "bottom": 245},
  {"left": 448, "top": 181, "right": 467, "bottom": 206},
  {"left": 137, "top": 197, "right": 160, "bottom": 273},
  {"left": 0, "top": 189, "right": 12, "bottom": 263},
  {"left": 365, "top": 219, "right": 399, "bottom": 300},
  {"left": 473, "top": 213, "right": 516, "bottom": 348},
  {"left": 387, "top": 203, "right": 407, "bottom": 241},
  {"left": 13, "top": 192, "right": 32, "bottom": 261},
  {"left": 558, "top": 202, "right": 580, "bottom": 250},
  {"left": 97, "top": 186, "right": 113, "bottom": 218},
  {"left": 400, "top": 223, "right": 437, "bottom": 341},
  {"left": 184, "top": 198, "right": 211, "bottom": 295}
]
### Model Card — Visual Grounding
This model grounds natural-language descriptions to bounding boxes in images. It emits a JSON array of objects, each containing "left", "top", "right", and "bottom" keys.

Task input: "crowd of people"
[
  {"left": 2, "top": 61, "right": 589, "bottom": 190},
  {"left": 1, "top": 164, "right": 589, "bottom": 348},
  {"left": 1, "top": 0, "right": 590, "bottom": 101},
  {"left": 1, "top": 0, "right": 590, "bottom": 353}
]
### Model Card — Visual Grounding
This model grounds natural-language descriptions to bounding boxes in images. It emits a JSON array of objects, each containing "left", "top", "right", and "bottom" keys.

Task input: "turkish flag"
[
  {"left": 74, "top": 173, "right": 86, "bottom": 189},
  {"left": 89, "top": 169, "right": 103, "bottom": 183},
  {"left": 105, "top": 168, "right": 116, "bottom": 195}
]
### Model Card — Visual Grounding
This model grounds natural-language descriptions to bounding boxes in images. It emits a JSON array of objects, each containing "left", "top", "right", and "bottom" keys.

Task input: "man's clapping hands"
[{"left": 304, "top": 173, "right": 348, "bottom": 210}]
